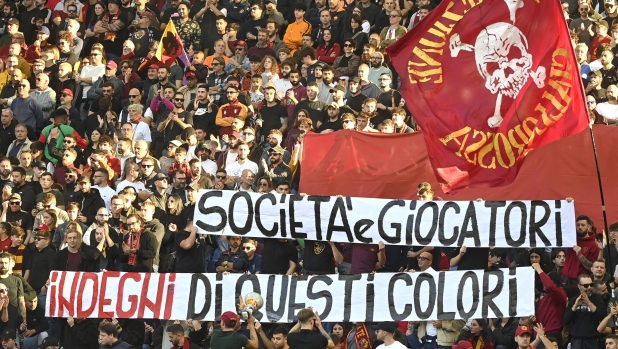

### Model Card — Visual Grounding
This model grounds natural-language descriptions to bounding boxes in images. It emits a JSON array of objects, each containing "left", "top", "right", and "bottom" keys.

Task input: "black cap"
[
  {"left": 329, "top": 85, "right": 345, "bottom": 94},
  {"left": 78, "top": 176, "right": 90, "bottom": 183},
  {"left": 38, "top": 337, "right": 59, "bottom": 348},
  {"left": 107, "top": 0, "right": 121, "bottom": 4},
  {"left": 1, "top": 329, "right": 15, "bottom": 340},
  {"left": 372, "top": 322, "right": 399, "bottom": 333},
  {"left": 154, "top": 173, "right": 168, "bottom": 180},
  {"left": 33, "top": 161, "right": 46, "bottom": 169}
]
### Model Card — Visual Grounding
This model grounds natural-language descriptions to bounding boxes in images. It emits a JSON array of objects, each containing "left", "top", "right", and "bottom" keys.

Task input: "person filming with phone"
[{"left": 563, "top": 274, "right": 606, "bottom": 349}]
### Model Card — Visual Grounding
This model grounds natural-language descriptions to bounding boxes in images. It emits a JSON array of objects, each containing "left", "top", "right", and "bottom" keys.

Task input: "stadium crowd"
[{"left": 0, "top": 0, "right": 607, "bottom": 348}]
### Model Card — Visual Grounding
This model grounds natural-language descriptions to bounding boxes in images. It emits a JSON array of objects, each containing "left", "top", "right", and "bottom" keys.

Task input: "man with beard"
[
  {"left": 225, "top": 41, "right": 250, "bottom": 75},
  {"left": 257, "top": 84, "right": 288, "bottom": 135},
  {"left": 375, "top": 73, "right": 402, "bottom": 125},
  {"left": 599, "top": 46, "right": 618, "bottom": 89},
  {"left": 266, "top": 21, "right": 285, "bottom": 53},
  {"left": 177, "top": 72, "right": 199, "bottom": 109},
  {"left": 52, "top": 149, "right": 81, "bottom": 190},
  {"left": 147, "top": 66, "right": 176, "bottom": 107},
  {"left": 195, "top": 143, "right": 217, "bottom": 177},
  {"left": 116, "top": 162, "right": 145, "bottom": 194},
  {"left": 368, "top": 52, "right": 392, "bottom": 86},
  {"left": 330, "top": 85, "right": 354, "bottom": 116},
  {"left": 564, "top": 274, "right": 606, "bottom": 347},
  {"left": 291, "top": 83, "right": 326, "bottom": 127},
  {"left": 0, "top": 253, "right": 26, "bottom": 321},
  {"left": 247, "top": 29, "right": 277, "bottom": 59},
  {"left": 120, "top": 214, "right": 156, "bottom": 272},
  {"left": 215, "top": 86, "right": 247, "bottom": 136},
  {"left": 156, "top": 91, "right": 192, "bottom": 145},
  {"left": 595, "top": 84, "right": 618, "bottom": 124},
  {"left": 225, "top": 142, "right": 258, "bottom": 186},
  {"left": 139, "top": 202, "right": 164, "bottom": 272},
  {"left": 562, "top": 215, "right": 601, "bottom": 285},
  {"left": 207, "top": 56, "right": 230, "bottom": 105},
  {"left": 187, "top": 84, "right": 219, "bottom": 137},
  {"left": 2, "top": 168, "right": 35, "bottom": 213},
  {"left": 317, "top": 65, "right": 336, "bottom": 103},
  {"left": 2, "top": 194, "right": 33, "bottom": 239},
  {"left": 216, "top": 236, "right": 249, "bottom": 273},
  {"left": 0, "top": 158, "right": 12, "bottom": 190},
  {"left": 283, "top": 68, "right": 307, "bottom": 119},
  {"left": 258, "top": 145, "right": 291, "bottom": 186},
  {"left": 172, "top": 1, "right": 201, "bottom": 51},
  {"left": 74, "top": 176, "right": 105, "bottom": 226},
  {"left": 89, "top": 64, "right": 123, "bottom": 108},
  {"left": 274, "top": 61, "right": 293, "bottom": 98}
]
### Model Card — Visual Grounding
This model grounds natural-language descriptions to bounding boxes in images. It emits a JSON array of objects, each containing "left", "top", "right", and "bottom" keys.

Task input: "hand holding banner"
[{"left": 193, "top": 190, "right": 576, "bottom": 248}]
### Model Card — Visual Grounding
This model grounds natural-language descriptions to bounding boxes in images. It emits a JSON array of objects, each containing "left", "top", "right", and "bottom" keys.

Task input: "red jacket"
[
  {"left": 536, "top": 272, "right": 567, "bottom": 333},
  {"left": 316, "top": 43, "right": 341, "bottom": 65},
  {"left": 562, "top": 233, "right": 599, "bottom": 279}
]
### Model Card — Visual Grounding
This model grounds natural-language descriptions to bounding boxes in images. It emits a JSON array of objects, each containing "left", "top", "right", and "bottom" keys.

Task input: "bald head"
[{"left": 417, "top": 251, "right": 433, "bottom": 271}]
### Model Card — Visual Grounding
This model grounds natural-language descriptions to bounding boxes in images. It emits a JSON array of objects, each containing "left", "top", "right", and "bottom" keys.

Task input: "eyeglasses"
[
  {"left": 236, "top": 47, "right": 244, "bottom": 51},
  {"left": 580, "top": 283, "right": 593, "bottom": 288},
  {"left": 0, "top": 289, "right": 6, "bottom": 294},
  {"left": 389, "top": 14, "right": 400, "bottom": 17},
  {"left": 97, "top": 214, "right": 110, "bottom": 217},
  {"left": 63, "top": 140, "right": 74, "bottom": 144},
  {"left": 34, "top": 237, "right": 47, "bottom": 241},
  {"left": 226, "top": 91, "right": 237, "bottom": 94},
  {"left": 129, "top": 95, "right": 139, "bottom": 98},
  {"left": 65, "top": 174, "right": 75, "bottom": 178},
  {"left": 141, "top": 164, "right": 153, "bottom": 168},
  {"left": 103, "top": 90, "right": 112, "bottom": 93},
  {"left": 587, "top": 101, "right": 596, "bottom": 105},
  {"left": 8, "top": 202, "right": 19, "bottom": 206},
  {"left": 174, "top": 98, "right": 184, "bottom": 102},
  {"left": 242, "top": 132, "right": 254, "bottom": 136},
  {"left": 216, "top": 175, "right": 226, "bottom": 179},
  {"left": 417, "top": 256, "right": 430, "bottom": 261}
]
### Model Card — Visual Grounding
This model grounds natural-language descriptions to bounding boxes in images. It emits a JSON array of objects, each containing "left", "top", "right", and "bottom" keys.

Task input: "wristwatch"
[{"left": 223, "top": 261, "right": 229, "bottom": 268}]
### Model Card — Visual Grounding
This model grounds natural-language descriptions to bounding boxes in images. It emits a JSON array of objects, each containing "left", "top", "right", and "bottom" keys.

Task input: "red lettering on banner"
[
  {"left": 99, "top": 272, "right": 120, "bottom": 318},
  {"left": 138, "top": 273, "right": 165, "bottom": 318},
  {"left": 48, "top": 271, "right": 61, "bottom": 317},
  {"left": 117, "top": 273, "right": 141, "bottom": 318},
  {"left": 163, "top": 273, "right": 176, "bottom": 319},
  {"left": 77, "top": 273, "right": 99, "bottom": 318},
  {"left": 56, "top": 271, "right": 80, "bottom": 317}
]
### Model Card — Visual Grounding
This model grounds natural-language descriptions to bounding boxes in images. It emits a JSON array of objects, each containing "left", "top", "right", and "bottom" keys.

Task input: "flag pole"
[{"left": 588, "top": 125, "right": 611, "bottom": 268}]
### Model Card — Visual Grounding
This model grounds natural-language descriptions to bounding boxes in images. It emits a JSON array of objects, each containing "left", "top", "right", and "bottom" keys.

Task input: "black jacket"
[
  {"left": 14, "top": 182, "right": 36, "bottom": 213},
  {"left": 63, "top": 318, "right": 100, "bottom": 349},
  {"left": 75, "top": 188, "right": 106, "bottom": 226},
  {"left": 120, "top": 231, "right": 157, "bottom": 272},
  {"left": 144, "top": 219, "right": 165, "bottom": 266},
  {"left": 99, "top": 339, "right": 135, "bottom": 349},
  {"left": 50, "top": 245, "right": 98, "bottom": 272},
  {"left": 564, "top": 292, "right": 607, "bottom": 338},
  {"left": 28, "top": 245, "right": 56, "bottom": 292},
  {"left": 117, "top": 319, "right": 144, "bottom": 349}
]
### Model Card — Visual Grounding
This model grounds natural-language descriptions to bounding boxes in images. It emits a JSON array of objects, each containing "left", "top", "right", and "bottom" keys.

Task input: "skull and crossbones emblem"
[{"left": 449, "top": 0, "right": 546, "bottom": 128}]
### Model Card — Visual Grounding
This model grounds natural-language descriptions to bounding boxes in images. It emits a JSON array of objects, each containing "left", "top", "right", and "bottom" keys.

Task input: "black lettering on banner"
[
  {"left": 338, "top": 274, "right": 361, "bottom": 322},
  {"left": 326, "top": 197, "right": 354, "bottom": 242},
  {"left": 555, "top": 200, "right": 562, "bottom": 246},
  {"left": 457, "top": 271, "right": 479, "bottom": 318},
  {"left": 414, "top": 273, "right": 436, "bottom": 319},
  {"left": 354, "top": 220, "right": 375, "bottom": 243},
  {"left": 387, "top": 273, "right": 413, "bottom": 320},
  {"left": 229, "top": 192, "right": 254, "bottom": 235},
  {"left": 438, "top": 202, "right": 459, "bottom": 246},
  {"left": 378, "top": 200, "right": 405, "bottom": 244},
  {"left": 365, "top": 273, "right": 375, "bottom": 322},
  {"left": 280, "top": 195, "right": 287, "bottom": 238},
  {"left": 289, "top": 195, "right": 306, "bottom": 239},
  {"left": 482, "top": 270, "right": 503, "bottom": 319},
  {"left": 196, "top": 191, "right": 227, "bottom": 232},
  {"left": 255, "top": 194, "right": 278, "bottom": 237},
  {"left": 485, "top": 202, "right": 506, "bottom": 247},
  {"left": 266, "top": 275, "right": 288, "bottom": 322},
  {"left": 530, "top": 201, "right": 551, "bottom": 247},
  {"left": 504, "top": 202, "right": 527, "bottom": 247},
  {"left": 437, "top": 272, "right": 455, "bottom": 320},
  {"left": 234, "top": 275, "right": 263, "bottom": 320},
  {"left": 307, "top": 276, "right": 334, "bottom": 319},
  {"left": 416, "top": 202, "right": 438, "bottom": 246},
  {"left": 287, "top": 275, "right": 307, "bottom": 322},
  {"left": 215, "top": 273, "right": 223, "bottom": 320},
  {"left": 186, "top": 274, "right": 212, "bottom": 320},
  {"left": 509, "top": 268, "right": 517, "bottom": 317},
  {"left": 406, "top": 201, "right": 416, "bottom": 245},
  {"left": 307, "top": 196, "right": 331, "bottom": 240},
  {"left": 457, "top": 202, "right": 480, "bottom": 247}
]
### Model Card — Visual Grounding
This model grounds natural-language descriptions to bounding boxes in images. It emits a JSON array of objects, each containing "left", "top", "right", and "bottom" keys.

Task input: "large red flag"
[{"left": 386, "top": 0, "right": 588, "bottom": 193}]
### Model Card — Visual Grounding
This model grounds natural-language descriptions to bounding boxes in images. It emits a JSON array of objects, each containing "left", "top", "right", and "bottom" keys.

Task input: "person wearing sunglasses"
[
  {"left": 241, "top": 238, "right": 261, "bottom": 274},
  {"left": 10, "top": 79, "right": 44, "bottom": 135},
  {"left": 1, "top": 193, "right": 34, "bottom": 239}
]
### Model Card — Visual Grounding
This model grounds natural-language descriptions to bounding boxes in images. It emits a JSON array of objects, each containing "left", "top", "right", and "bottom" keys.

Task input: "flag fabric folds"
[{"left": 386, "top": 0, "right": 588, "bottom": 193}]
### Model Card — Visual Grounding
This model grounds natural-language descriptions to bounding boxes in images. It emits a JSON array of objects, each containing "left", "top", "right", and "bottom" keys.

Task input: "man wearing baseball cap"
[
  {"left": 210, "top": 310, "right": 258, "bottom": 349},
  {"left": 514, "top": 325, "right": 553, "bottom": 349},
  {"left": 374, "top": 322, "right": 406, "bottom": 349},
  {"left": 1, "top": 329, "right": 17, "bottom": 349}
]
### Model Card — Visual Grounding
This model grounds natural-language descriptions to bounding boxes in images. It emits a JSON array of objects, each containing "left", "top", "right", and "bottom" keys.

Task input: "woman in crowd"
[
  {"left": 342, "top": 14, "right": 369, "bottom": 56},
  {"left": 261, "top": 55, "right": 280, "bottom": 83},
  {"left": 316, "top": 29, "right": 340, "bottom": 66},
  {"left": 455, "top": 319, "right": 494, "bottom": 349},
  {"left": 284, "top": 109, "right": 311, "bottom": 151},
  {"left": 83, "top": 128, "right": 102, "bottom": 160},
  {"left": 257, "top": 176, "right": 273, "bottom": 194},
  {"left": 333, "top": 39, "right": 360, "bottom": 80},
  {"left": 161, "top": 195, "right": 185, "bottom": 272}
]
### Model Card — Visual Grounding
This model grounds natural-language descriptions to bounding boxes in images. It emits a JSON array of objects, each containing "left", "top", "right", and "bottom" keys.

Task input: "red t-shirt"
[
  {"left": 67, "top": 251, "right": 82, "bottom": 271},
  {"left": 0, "top": 236, "right": 11, "bottom": 253},
  {"left": 350, "top": 244, "right": 379, "bottom": 274}
]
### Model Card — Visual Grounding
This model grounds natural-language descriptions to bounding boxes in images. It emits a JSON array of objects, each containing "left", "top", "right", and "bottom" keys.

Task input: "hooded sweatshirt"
[
  {"left": 562, "top": 232, "right": 600, "bottom": 279},
  {"left": 29, "top": 87, "right": 57, "bottom": 120}
]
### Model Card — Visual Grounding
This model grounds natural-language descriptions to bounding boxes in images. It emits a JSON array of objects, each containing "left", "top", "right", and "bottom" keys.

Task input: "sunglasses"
[
  {"left": 65, "top": 174, "right": 75, "bottom": 178},
  {"left": 236, "top": 47, "right": 244, "bottom": 51},
  {"left": 212, "top": 63, "right": 221, "bottom": 66},
  {"left": 8, "top": 202, "right": 19, "bottom": 206},
  {"left": 141, "top": 164, "right": 153, "bottom": 168},
  {"left": 226, "top": 91, "right": 237, "bottom": 94},
  {"left": 243, "top": 246, "right": 252, "bottom": 250},
  {"left": 0, "top": 289, "right": 6, "bottom": 294},
  {"left": 67, "top": 9, "right": 77, "bottom": 12},
  {"left": 174, "top": 98, "right": 184, "bottom": 102},
  {"left": 343, "top": 43, "right": 353, "bottom": 47},
  {"left": 216, "top": 175, "right": 226, "bottom": 179},
  {"left": 580, "top": 283, "right": 593, "bottom": 288},
  {"left": 129, "top": 95, "right": 139, "bottom": 98},
  {"left": 417, "top": 256, "right": 430, "bottom": 261},
  {"left": 34, "top": 237, "right": 47, "bottom": 241},
  {"left": 61, "top": 93, "right": 71, "bottom": 97},
  {"left": 18, "top": 84, "right": 27, "bottom": 88}
]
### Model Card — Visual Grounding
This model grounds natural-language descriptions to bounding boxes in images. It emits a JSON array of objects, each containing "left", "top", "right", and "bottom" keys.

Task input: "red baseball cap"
[
  {"left": 35, "top": 224, "right": 50, "bottom": 231},
  {"left": 220, "top": 311, "right": 238, "bottom": 325},
  {"left": 185, "top": 71, "right": 197, "bottom": 79},
  {"left": 61, "top": 88, "right": 73, "bottom": 97},
  {"left": 235, "top": 40, "right": 248, "bottom": 50},
  {"left": 515, "top": 325, "right": 532, "bottom": 337},
  {"left": 149, "top": 64, "right": 159, "bottom": 70}
]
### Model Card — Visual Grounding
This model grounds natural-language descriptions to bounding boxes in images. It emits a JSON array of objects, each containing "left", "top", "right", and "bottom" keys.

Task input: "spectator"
[
  {"left": 563, "top": 216, "right": 600, "bottom": 285},
  {"left": 563, "top": 274, "right": 606, "bottom": 348},
  {"left": 287, "top": 308, "right": 335, "bottom": 349},
  {"left": 120, "top": 214, "right": 156, "bottom": 272}
]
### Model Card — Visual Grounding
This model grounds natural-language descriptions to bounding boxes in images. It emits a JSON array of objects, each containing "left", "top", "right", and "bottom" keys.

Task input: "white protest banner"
[
  {"left": 46, "top": 268, "right": 534, "bottom": 322},
  {"left": 193, "top": 190, "right": 576, "bottom": 248}
]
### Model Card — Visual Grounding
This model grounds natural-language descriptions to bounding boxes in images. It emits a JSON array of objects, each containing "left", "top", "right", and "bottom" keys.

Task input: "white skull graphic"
[{"left": 475, "top": 22, "right": 532, "bottom": 99}]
